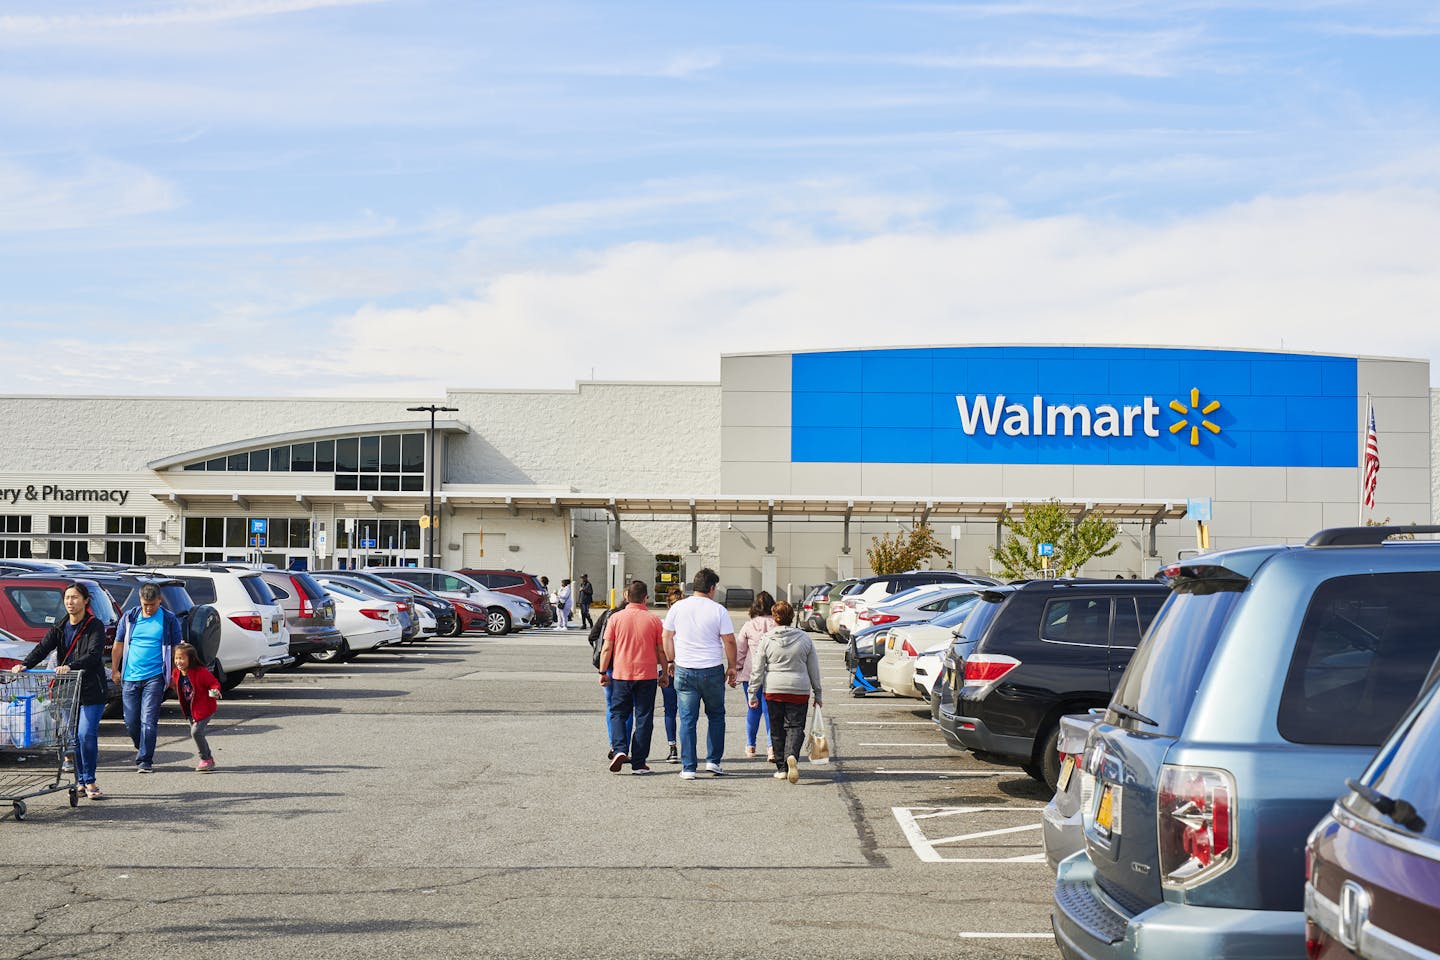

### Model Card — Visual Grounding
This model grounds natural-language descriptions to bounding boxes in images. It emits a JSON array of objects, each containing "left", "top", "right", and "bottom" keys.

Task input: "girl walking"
[
  {"left": 747, "top": 601, "right": 822, "bottom": 784},
  {"left": 171, "top": 643, "right": 222, "bottom": 772},
  {"left": 734, "top": 591, "right": 776, "bottom": 761}
]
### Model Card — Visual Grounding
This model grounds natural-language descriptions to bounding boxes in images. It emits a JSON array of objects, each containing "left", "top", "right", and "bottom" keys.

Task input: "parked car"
[
  {"left": 134, "top": 566, "right": 292, "bottom": 689},
  {"left": 381, "top": 577, "right": 478, "bottom": 636},
  {"left": 799, "top": 582, "right": 833, "bottom": 633},
  {"left": 316, "top": 582, "right": 401, "bottom": 661},
  {"left": 369, "top": 567, "right": 533, "bottom": 636},
  {"left": 0, "top": 576, "right": 121, "bottom": 651},
  {"left": 933, "top": 585, "right": 1016, "bottom": 730},
  {"left": 832, "top": 571, "right": 996, "bottom": 641},
  {"left": 1042, "top": 711, "right": 1103, "bottom": 872},
  {"left": 947, "top": 578, "right": 1168, "bottom": 788},
  {"left": 82, "top": 572, "right": 224, "bottom": 669},
  {"left": 815, "top": 578, "right": 859, "bottom": 638},
  {"left": 880, "top": 636, "right": 950, "bottom": 700},
  {"left": 1305, "top": 672, "right": 1440, "bottom": 960},
  {"left": 846, "top": 621, "right": 918, "bottom": 695},
  {"left": 1051, "top": 526, "right": 1440, "bottom": 960},
  {"left": 313, "top": 569, "right": 440, "bottom": 640},
  {"left": 310, "top": 574, "right": 419, "bottom": 643},
  {"left": 254, "top": 570, "right": 343, "bottom": 665},
  {"left": 458, "top": 568, "right": 553, "bottom": 626},
  {"left": 0, "top": 628, "right": 28, "bottom": 670}
]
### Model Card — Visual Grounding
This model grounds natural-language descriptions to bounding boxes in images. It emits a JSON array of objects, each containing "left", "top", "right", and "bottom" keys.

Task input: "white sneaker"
[
  {"left": 773, "top": 771, "right": 786, "bottom": 779},
  {"left": 679, "top": 770, "right": 696, "bottom": 780},
  {"left": 705, "top": 762, "right": 726, "bottom": 776}
]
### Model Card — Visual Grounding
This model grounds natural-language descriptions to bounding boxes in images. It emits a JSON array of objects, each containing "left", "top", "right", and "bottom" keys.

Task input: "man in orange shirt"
[{"left": 598, "top": 580, "right": 668, "bottom": 774}]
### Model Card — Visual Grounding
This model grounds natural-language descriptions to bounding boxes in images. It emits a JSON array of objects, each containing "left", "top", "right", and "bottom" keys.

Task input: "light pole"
[{"left": 407, "top": 404, "right": 458, "bottom": 567}]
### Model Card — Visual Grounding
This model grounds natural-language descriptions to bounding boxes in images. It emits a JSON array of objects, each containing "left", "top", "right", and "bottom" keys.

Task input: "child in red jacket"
[{"left": 172, "top": 643, "right": 222, "bottom": 772}]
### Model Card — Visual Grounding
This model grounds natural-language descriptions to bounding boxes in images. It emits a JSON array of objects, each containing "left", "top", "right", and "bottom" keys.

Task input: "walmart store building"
[{"left": 0, "top": 346, "right": 1431, "bottom": 599}]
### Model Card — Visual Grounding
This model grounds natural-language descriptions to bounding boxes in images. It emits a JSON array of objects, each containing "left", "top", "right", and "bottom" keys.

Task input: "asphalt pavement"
[{"left": 0, "top": 618, "right": 1060, "bottom": 960}]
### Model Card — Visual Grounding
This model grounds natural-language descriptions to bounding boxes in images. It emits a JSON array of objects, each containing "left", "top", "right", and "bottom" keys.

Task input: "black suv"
[{"left": 937, "top": 579, "right": 1168, "bottom": 789}]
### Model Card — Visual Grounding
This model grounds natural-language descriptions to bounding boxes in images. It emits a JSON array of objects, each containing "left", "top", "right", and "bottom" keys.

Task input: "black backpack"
[{"left": 589, "top": 608, "right": 615, "bottom": 669}]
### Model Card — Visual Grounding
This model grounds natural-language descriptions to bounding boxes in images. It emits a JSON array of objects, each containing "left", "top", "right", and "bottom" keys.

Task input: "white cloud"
[
  {"left": 0, "top": 156, "right": 177, "bottom": 231},
  {"left": 0, "top": 0, "right": 391, "bottom": 35}
]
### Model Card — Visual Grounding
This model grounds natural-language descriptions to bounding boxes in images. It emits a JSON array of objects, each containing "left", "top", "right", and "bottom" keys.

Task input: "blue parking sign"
[
  {"left": 250, "top": 518, "right": 268, "bottom": 536},
  {"left": 1038, "top": 542, "right": 1055, "bottom": 557}
]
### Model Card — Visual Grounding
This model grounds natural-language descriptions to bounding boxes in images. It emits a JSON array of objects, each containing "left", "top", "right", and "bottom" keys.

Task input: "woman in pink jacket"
[{"left": 734, "top": 591, "right": 776, "bottom": 760}]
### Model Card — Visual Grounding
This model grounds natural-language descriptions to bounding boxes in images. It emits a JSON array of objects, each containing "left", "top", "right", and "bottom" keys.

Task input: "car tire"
[
  {"left": 446, "top": 618, "right": 465, "bottom": 638},
  {"left": 1032, "top": 723, "right": 1062, "bottom": 793},
  {"left": 485, "top": 608, "right": 511, "bottom": 636},
  {"left": 311, "top": 639, "right": 349, "bottom": 664},
  {"left": 220, "top": 670, "right": 247, "bottom": 692}
]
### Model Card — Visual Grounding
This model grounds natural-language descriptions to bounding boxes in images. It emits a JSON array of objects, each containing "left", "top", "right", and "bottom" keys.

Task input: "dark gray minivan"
[{"left": 1052, "top": 527, "right": 1440, "bottom": 960}]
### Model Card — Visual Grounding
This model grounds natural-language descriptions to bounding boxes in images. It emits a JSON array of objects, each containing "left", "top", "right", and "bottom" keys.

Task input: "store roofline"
[
  {"left": 720, "top": 342, "right": 1426, "bottom": 364},
  {"left": 146, "top": 419, "right": 471, "bottom": 471}
]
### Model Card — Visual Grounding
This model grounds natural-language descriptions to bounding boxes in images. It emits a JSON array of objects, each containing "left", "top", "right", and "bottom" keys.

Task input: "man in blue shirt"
[{"left": 111, "top": 583, "right": 183, "bottom": 772}]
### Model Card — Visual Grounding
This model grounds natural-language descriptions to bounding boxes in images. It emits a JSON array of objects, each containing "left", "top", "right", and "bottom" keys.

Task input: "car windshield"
[
  {"left": 933, "top": 593, "right": 982, "bottom": 629},
  {"left": 883, "top": 585, "right": 935, "bottom": 606},
  {"left": 325, "top": 583, "right": 369, "bottom": 601},
  {"left": 1110, "top": 585, "right": 1242, "bottom": 735}
]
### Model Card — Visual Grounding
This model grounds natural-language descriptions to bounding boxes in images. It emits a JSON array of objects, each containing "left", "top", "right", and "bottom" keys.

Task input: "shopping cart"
[{"left": 0, "top": 670, "right": 82, "bottom": 820}]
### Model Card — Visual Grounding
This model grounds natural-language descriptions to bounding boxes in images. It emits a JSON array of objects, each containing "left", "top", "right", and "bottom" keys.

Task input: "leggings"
[{"left": 190, "top": 717, "right": 213, "bottom": 762}]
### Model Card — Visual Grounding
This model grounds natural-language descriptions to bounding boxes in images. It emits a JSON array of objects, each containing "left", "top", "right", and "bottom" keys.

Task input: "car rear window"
[
  {"left": 240, "top": 576, "right": 277, "bottom": 606},
  {"left": 1279, "top": 572, "right": 1440, "bottom": 746},
  {"left": 1040, "top": 598, "right": 1111, "bottom": 647},
  {"left": 1360, "top": 682, "right": 1440, "bottom": 842},
  {"left": 176, "top": 577, "right": 218, "bottom": 605},
  {"left": 1110, "top": 586, "right": 1241, "bottom": 735},
  {"left": 491, "top": 574, "right": 525, "bottom": 589}
]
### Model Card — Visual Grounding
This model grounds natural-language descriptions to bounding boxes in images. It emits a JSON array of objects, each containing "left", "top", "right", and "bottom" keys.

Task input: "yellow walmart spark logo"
[{"left": 1169, "top": 388, "right": 1221, "bottom": 446}]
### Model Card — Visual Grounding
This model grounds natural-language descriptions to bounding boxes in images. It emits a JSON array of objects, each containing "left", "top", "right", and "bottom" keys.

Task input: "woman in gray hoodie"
[{"left": 748, "top": 600, "right": 823, "bottom": 783}]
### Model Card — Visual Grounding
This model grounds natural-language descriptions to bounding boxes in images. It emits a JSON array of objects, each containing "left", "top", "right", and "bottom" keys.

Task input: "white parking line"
[
  {"left": 955, "top": 933, "right": 1054, "bottom": 939},
  {"left": 870, "top": 769, "right": 1003, "bottom": 776},
  {"left": 844, "top": 721, "right": 934, "bottom": 725},
  {"left": 858, "top": 742, "right": 944, "bottom": 747},
  {"left": 893, "top": 806, "right": 1047, "bottom": 864}
]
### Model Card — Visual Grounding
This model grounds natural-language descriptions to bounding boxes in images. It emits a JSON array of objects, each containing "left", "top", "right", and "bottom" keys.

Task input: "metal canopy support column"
[
  {"left": 766, "top": 500, "right": 775, "bottom": 554},
  {"left": 842, "top": 502, "right": 853, "bottom": 555},
  {"left": 996, "top": 501, "right": 1011, "bottom": 555},
  {"left": 920, "top": 501, "right": 933, "bottom": 527},
  {"left": 689, "top": 499, "right": 698, "bottom": 553},
  {"left": 1148, "top": 503, "right": 1170, "bottom": 558}
]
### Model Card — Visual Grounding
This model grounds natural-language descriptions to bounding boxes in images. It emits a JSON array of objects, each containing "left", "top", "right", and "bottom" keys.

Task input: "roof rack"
[{"left": 1307, "top": 525, "right": 1440, "bottom": 547}]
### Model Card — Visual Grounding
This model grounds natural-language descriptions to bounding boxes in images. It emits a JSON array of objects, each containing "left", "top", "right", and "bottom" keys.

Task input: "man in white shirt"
[{"left": 662, "top": 568, "right": 737, "bottom": 779}]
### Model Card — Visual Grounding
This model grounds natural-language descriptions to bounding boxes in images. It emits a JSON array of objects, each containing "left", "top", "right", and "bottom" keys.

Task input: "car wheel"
[
  {"left": 485, "top": 608, "right": 512, "bottom": 636},
  {"left": 311, "top": 639, "right": 349, "bottom": 664},
  {"left": 1036, "top": 723, "right": 1063, "bottom": 793},
  {"left": 446, "top": 618, "right": 464, "bottom": 638},
  {"left": 220, "top": 670, "right": 247, "bottom": 692}
]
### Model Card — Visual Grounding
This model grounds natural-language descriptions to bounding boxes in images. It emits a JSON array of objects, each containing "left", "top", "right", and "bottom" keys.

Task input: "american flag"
[{"left": 1363, "top": 403, "right": 1380, "bottom": 509}]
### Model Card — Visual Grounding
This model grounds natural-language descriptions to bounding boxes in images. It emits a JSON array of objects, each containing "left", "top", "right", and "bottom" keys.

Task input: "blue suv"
[{"left": 1052, "top": 526, "right": 1440, "bottom": 960}]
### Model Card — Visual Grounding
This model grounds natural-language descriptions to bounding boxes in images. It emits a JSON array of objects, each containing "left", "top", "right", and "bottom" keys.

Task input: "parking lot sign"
[
  {"left": 250, "top": 518, "right": 268, "bottom": 536},
  {"left": 361, "top": 538, "right": 377, "bottom": 549},
  {"left": 1037, "top": 542, "right": 1055, "bottom": 557}
]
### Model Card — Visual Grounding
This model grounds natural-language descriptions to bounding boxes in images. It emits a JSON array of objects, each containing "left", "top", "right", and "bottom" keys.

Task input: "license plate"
[
  {"left": 1057, "top": 755, "right": 1076, "bottom": 793},
  {"left": 1095, "top": 784, "right": 1122, "bottom": 837}
]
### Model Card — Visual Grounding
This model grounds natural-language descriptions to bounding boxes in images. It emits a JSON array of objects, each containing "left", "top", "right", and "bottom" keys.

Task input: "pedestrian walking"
[
  {"left": 555, "top": 578, "right": 573, "bottom": 630},
  {"left": 539, "top": 576, "right": 554, "bottom": 626},
  {"left": 735, "top": 591, "right": 776, "bottom": 761},
  {"left": 171, "top": 643, "right": 222, "bottom": 772},
  {"left": 660, "top": 586, "right": 684, "bottom": 762},
  {"left": 597, "top": 580, "right": 667, "bottom": 774},
  {"left": 590, "top": 594, "right": 632, "bottom": 756},
  {"left": 9, "top": 582, "right": 108, "bottom": 799},
  {"left": 577, "top": 574, "right": 595, "bottom": 629},
  {"left": 748, "top": 600, "right": 823, "bottom": 784},
  {"left": 662, "top": 568, "right": 737, "bottom": 780},
  {"left": 111, "top": 582, "right": 182, "bottom": 773}
]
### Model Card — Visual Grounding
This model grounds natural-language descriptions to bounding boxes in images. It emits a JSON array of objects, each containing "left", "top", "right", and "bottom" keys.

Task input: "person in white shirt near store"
[{"left": 662, "top": 568, "right": 736, "bottom": 780}]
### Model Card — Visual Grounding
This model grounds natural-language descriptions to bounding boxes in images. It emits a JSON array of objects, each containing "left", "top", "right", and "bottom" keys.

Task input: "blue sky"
[{"left": 3, "top": 0, "right": 1440, "bottom": 395}]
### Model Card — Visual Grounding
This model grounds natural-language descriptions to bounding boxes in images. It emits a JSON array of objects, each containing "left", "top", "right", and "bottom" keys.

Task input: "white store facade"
[{"left": 0, "top": 345, "right": 1432, "bottom": 601}]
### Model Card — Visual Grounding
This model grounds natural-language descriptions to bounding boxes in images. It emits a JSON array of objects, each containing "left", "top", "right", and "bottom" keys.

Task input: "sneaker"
[
  {"left": 745, "top": 745, "right": 757, "bottom": 758},
  {"left": 705, "top": 762, "right": 726, "bottom": 776},
  {"left": 767, "top": 750, "right": 776, "bottom": 763},
  {"left": 137, "top": 764, "right": 153, "bottom": 774},
  {"left": 632, "top": 765, "right": 652, "bottom": 775},
  {"left": 773, "top": 771, "right": 786, "bottom": 779},
  {"left": 679, "top": 770, "right": 696, "bottom": 780},
  {"left": 197, "top": 759, "right": 216, "bottom": 773},
  {"left": 786, "top": 755, "right": 799, "bottom": 784},
  {"left": 609, "top": 752, "right": 628, "bottom": 773},
  {"left": 607, "top": 749, "right": 615, "bottom": 760},
  {"left": 665, "top": 744, "right": 678, "bottom": 764},
  {"left": 61, "top": 757, "right": 74, "bottom": 773}
]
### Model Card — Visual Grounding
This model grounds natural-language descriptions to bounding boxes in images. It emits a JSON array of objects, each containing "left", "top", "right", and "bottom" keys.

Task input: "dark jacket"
[
  {"left": 22, "top": 615, "right": 108, "bottom": 706},
  {"left": 579, "top": 579, "right": 594, "bottom": 606}
]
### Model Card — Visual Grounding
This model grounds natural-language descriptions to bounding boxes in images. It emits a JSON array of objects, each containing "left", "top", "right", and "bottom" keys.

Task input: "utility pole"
[{"left": 406, "top": 403, "right": 459, "bottom": 567}]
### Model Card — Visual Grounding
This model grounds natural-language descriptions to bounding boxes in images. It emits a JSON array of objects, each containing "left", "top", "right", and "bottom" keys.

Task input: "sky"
[{"left": 3, "top": 0, "right": 1440, "bottom": 397}]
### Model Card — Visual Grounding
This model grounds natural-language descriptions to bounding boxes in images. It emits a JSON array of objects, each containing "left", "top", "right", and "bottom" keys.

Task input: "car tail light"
[
  {"left": 961, "top": 654, "right": 1019, "bottom": 695},
  {"left": 900, "top": 640, "right": 918, "bottom": 658},
  {"left": 1157, "top": 764, "right": 1236, "bottom": 887},
  {"left": 396, "top": 602, "right": 410, "bottom": 613},
  {"left": 360, "top": 608, "right": 390, "bottom": 621},
  {"left": 292, "top": 577, "right": 313, "bottom": 619},
  {"left": 229, "top": 615, "right": 263, "bottom": 632},
  {"left": 863, "top": 613, "right": 899, "bottom": 625}
]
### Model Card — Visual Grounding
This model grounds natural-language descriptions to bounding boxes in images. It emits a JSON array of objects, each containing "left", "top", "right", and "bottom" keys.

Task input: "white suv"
[{"left": 139, "top": 566, "right": 292, "bottom": 688}]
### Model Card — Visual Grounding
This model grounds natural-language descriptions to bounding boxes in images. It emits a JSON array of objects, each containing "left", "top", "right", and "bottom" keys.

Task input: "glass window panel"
[
  {"left": 380, "top": 434, "right": 401, "bottom": 473},
  {"left": 291, "top": 442, "right": 315, "bottom": 472},
  {"left": 266, "top": 519, "right": 287, "bottom": 546},
  {"left": 379, "top": 520, "right": 399, "bottom": 550},
  {"left": 289, "top": 521, "right": 310, "bottom": 548},
  {"left": 401, "top": 475, "right": 423, "bottom": 492},
  {"left": 250, "top": 449, "right": 270, "bottom": 471},
  {"left": 359, "top": 436, "right": 380, "bottom": 472},
  {"left": 335, "top": 438, "right": 358, "bottom": 473},
  {"left": 185, "top": 517, "right": 204, "bottom": 546},
  {"left": 206, "top": 458, "right": 225, "bottom": 471},
  {"left": 359, "top": 474, "right": 380, "bottom": 491},
  {"left": 184, "top": 462, "right": 204, "bottom": 471},
  {"left": 402, "top": 433, "right": 425, "bottom": 473},
  {"left": 315, "top": 440, "right": 335, "bottom": 472},
  {"left": 225, "top": 517, "right": 246, "bottom": 548},
  {"left": 380, "top": 475, "right": 400, "bottom": 491},
  {"left": 401, "top": 520, "right": 420, "bottom": 549},
  {"left": 270, "top": 446, "right": 291, "bottom": 471},
  {"left": 227, "top": 453, "right": 249, "bottom": 471},
  {"left": 106, "top": 516, "right": 120, "bottom": 535},
  {"left": 334, "top": 474, "right": 358, "bottom": 491}
]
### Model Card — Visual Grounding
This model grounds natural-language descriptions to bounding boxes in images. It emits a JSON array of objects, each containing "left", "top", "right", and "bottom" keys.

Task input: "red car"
[
  {"left": 382, "top": 577, "right": 484, "bottom": 635},
  {"left": 0, "top": 576, "right": 120, "bottom": 659},
  {"left": 458, "top": 569, "right": 553, "bottom": 626}
]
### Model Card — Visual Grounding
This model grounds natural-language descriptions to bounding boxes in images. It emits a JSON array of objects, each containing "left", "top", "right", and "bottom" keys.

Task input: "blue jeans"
[
  {"left": 122, "top": 674, "right": 166, "bottom": 766},
  {"left": 602, "top": 672, "right": 633, "bottom": 745},
  {"left": 675, "top": 665, "right": 726, "bottom": 772},
  {"left": 742, "top": 681, "right": 771, "bottom": 748},
  {"left": 74, "top": 703, "right": 104, "bottom": 786},
  {"left": 661, "top": 681, "right": 677, "bottom": 743},
  {"left": 607, "top": 678, "right": 657, "bottom": 768}
]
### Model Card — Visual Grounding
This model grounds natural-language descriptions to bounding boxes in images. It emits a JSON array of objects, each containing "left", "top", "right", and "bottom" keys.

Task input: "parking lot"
[{"left": 2, "top": 618, "right": 1061, "bottom": 960}]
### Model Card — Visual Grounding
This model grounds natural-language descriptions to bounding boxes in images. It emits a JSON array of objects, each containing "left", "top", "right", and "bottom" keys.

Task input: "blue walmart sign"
[{"left": 790, "top": 347, "right": 1359, "bottom": 467}]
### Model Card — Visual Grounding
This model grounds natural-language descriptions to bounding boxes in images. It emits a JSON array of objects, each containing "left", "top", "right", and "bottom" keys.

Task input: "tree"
[
  {"left": 866, "top": 524, "right": 951, "bottom": 575},
  {"left": 990, "top": 500, "right": 1121, "bottom": 579}
]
